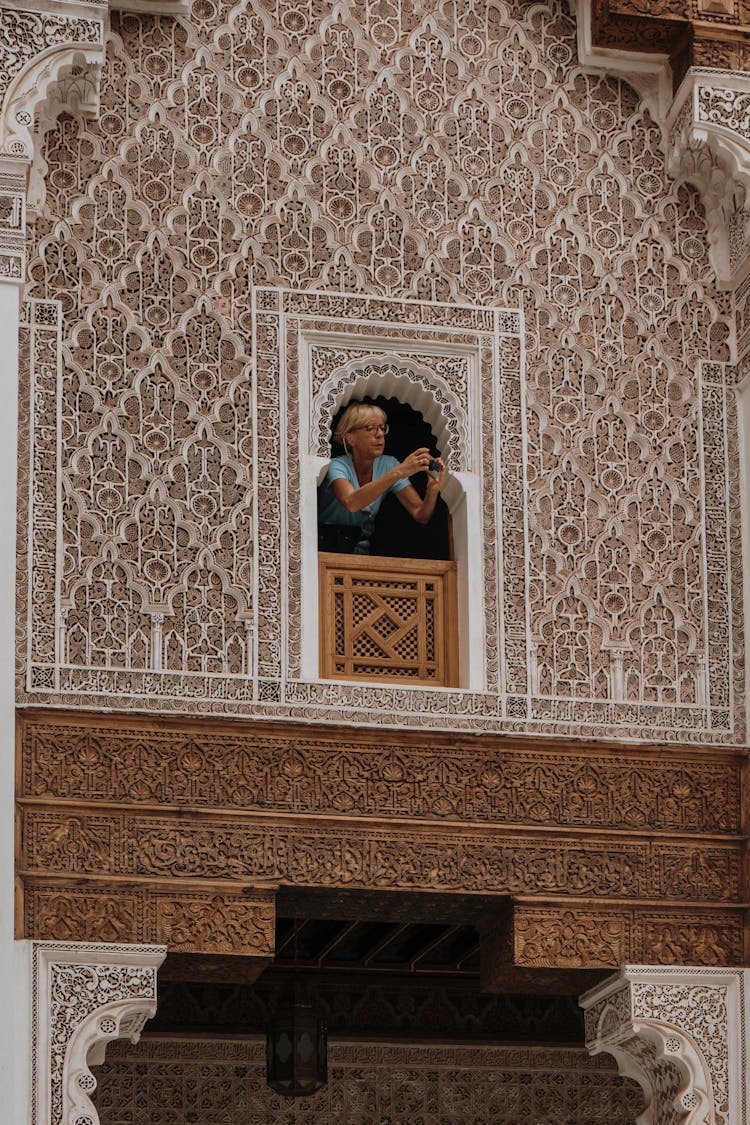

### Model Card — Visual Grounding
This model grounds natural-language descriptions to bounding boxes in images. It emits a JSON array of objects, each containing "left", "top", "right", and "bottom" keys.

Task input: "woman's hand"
[
  {"left": 428, "top": 457, "right": 446, "bottom": 491},
  {"left": 399, "top": 447, "right": 435, "bottom": 479},
  {"left": 394, "top": 453, "right": 446, "bottom": 524}
]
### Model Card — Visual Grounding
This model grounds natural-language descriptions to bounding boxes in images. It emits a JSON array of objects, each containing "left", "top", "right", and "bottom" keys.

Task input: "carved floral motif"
[
  {"left": 582, "top": 967, "right": 750, "bottom": 1125},
  {"left": 19, "top": 808, "right": 744, "bottom": 903},
  {"left": 19, "top": 714, "right": 744, "bottom": 834},
  {"left": 24, "top": 881, "right": 276, "bottom": 958},
  {"left": 32, "top": 942, "right": 165, "bottom": 1125}
]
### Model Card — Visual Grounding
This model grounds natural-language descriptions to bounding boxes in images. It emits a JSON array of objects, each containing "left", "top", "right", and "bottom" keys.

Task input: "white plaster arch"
[
  {"left": 581, "top": 966, "right": 750, "bottom": 1125},
  {"left": 300, "top": 339, "right": 484, "bottom": 690},
  {"left": 32, "top": 941, "right": 166, "bottom": 1125},
  {"left": 0, "top": 43, "right": 105, "bottom": 212},
  {"left": 312, "top": 353, "right": 469, "bottom": 477}
]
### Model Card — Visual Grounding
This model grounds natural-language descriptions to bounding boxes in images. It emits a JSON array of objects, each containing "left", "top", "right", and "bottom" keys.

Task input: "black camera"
[{"left": 427, "top": 457, "right": 440, "bottom": 472}]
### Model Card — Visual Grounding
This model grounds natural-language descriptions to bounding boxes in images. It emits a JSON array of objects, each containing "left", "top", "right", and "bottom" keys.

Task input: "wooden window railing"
[{"left": 319, "top": 552, "right": 458, "bottom": 687}]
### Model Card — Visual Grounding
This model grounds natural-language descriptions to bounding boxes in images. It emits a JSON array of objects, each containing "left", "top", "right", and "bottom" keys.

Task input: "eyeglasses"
[{"left": 355, "top": 423, "right": 389, "bottom": 435}]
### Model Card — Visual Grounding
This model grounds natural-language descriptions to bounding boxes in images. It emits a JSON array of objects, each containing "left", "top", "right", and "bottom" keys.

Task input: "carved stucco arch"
[
  {"left": 581, "top": 966, "right": 749, "bottom": 1125},
  {"left": 0, "top": 0, "right": 187, "bottom": 281},
  {"left": 33, "top": 941, "right": 166, "bottom": 1125},
  {"left": 0, "top": 43, "right": 104, "bottom": 185},
  {"left": 313, "top": 355, "right": 469, "bottom": 477}
]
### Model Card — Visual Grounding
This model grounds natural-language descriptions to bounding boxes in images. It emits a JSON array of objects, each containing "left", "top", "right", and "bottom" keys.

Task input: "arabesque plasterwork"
[
  {"left": 31, "top": 941, "right": 165, "bottom": 1125},
  {"left": 9, "top": 0, "right": 750, "bottom": 742},
  {"left": 582, "top": 965, "right": 750, "bottom": 1125}
]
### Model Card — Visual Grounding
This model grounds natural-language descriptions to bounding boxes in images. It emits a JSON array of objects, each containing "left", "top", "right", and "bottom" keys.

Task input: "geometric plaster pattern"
[
  {"left": 92, "top": 1038, "right": 645, "bottom": 1124},
  {"left": 581, "top": 965, "right": 750, "bottom": 1125},
  {"left": 15, "top": 0, "right": 748, "bottom": 741},
  {"left": 31, "top": 941, "right": 165, "bottom": 1125}
]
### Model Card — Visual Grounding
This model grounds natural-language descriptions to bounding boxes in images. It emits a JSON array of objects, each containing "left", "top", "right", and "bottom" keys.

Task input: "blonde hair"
[{"left": 333, "top": 402, "right": 387, "bottom": 451}]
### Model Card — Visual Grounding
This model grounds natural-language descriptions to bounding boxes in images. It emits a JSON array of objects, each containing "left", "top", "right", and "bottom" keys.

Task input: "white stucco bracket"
[
  {"left": 32, "top": 940, "right": 166, "bottom": 1125},
  {"left": 0, "top": 0, "right": 189, "bottom": 278},
  {"left": 580, "top": 965, "right": 750, "bottom": 1125},
  {"left": 570, "top": 3, "right": 750, "bottom": 289},
  {"left": 667, "top": 69, "right": 750, "bottom": 289}
]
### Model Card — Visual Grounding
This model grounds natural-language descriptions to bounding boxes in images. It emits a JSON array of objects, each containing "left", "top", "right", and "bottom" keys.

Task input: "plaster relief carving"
[
  {"left": 581, "top": 966, "right": 750, "bottom": 1125},
  {"left": 93, "top": 1038, "right": 645, "bottom": 1123},
  {"left": 32, "top": 941, "right": 165, "bottom": 1125},
  {"left": 13, "top": 0, "right": 746, "bottom": 741},
  {"left": 0, "top": 3, "right": 106, "bottom": 272}
]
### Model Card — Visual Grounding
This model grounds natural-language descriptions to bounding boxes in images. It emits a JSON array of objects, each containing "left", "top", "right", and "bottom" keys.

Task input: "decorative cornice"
[
  {"left": 581, "top": 965, "right": 750, "bottom": 1125},
  {"left": 16, "top": 712, "right": 749, "bottom": 971}
]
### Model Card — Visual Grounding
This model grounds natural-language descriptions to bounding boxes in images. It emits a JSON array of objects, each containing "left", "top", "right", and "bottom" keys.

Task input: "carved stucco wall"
[
  {"left": 93, "top": 1038, "right": 645, "bottom": 1124},
  {"left": 19, "top": 0, "right": 745, "bottom": 741}
]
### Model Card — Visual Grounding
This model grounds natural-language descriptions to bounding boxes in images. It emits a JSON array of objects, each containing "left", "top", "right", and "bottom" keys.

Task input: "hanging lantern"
[{"left": 266, "top": 984, "right": 328, "bottom": 1097}]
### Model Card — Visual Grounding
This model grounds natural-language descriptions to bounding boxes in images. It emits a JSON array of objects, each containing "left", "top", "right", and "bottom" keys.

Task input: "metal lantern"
[{"left": 266, "top": 985, "right": 328, "bottom": 1098}]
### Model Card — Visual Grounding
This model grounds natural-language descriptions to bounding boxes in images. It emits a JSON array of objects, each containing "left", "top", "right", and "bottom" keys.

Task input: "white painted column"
[{"left": 0, "top": 274, "right": 31, "bottom": 1123}]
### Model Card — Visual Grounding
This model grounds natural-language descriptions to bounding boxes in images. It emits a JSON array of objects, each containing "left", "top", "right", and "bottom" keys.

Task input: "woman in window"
[{"left": 318, "top": 402, "right": 446, "bottom": 554}]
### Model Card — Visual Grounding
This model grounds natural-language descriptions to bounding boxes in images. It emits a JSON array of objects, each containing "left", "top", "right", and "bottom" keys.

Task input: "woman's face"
[{"left": 345, "top": 412, "right": 387, "bottom": 459}]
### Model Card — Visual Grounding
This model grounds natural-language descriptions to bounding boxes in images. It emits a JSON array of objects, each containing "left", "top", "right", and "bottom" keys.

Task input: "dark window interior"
[{"left": 328, "top": 396, "right": 452, "bottom": 560}]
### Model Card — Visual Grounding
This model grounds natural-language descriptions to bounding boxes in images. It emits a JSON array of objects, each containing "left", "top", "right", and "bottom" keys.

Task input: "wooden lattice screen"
[{"left": 319, "top": 553, "right": 458, "bottom": 687}]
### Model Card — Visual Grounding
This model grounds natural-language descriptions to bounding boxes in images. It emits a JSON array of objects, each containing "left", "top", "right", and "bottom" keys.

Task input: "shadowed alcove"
[{"left": 327, "top": 395, "right": 452, "bottom": 561}]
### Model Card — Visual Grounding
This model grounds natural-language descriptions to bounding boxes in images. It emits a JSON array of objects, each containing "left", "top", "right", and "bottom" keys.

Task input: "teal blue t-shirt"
[{"left": 317, "top": 454, "right": 408, "bottom": 550}]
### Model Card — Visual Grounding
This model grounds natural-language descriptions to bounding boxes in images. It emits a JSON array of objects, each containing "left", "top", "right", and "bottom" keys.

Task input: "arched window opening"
[{"left": 315, "top": 394, "right": 462, "bottom": 689}]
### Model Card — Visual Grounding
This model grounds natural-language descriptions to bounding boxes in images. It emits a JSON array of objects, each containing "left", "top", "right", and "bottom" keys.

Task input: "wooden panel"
[
  {"left": 16, "top": 709, "right": 749, "bottom": 969},
  {"left": 319, "top": 553, "right": 458, "bottom": 687}
]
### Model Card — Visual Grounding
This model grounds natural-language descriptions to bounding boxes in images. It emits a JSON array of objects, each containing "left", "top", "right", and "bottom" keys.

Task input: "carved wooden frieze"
[
  {"left": 18, "top": 811, "right": 744, "bottom": 901},
  {"left": 18, "top": 711, "right": 747, "bottom": 968},
  {"left": 18, "top": 711, "right": 744, "bottom": 834},
  {"left": 481, "top": 902, "right": 746, "bottom": 982},
  {"left": 22, "top": 879, "right": 275, "bottom": 961}
]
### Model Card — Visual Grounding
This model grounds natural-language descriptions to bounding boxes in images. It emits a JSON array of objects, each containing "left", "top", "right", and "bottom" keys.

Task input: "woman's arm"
[
  {"left": 396, "top": 460, "right": 446, "bottom": 525},
  {"left": 331, "top": 448, "right": 432, "bottom": 514}
]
